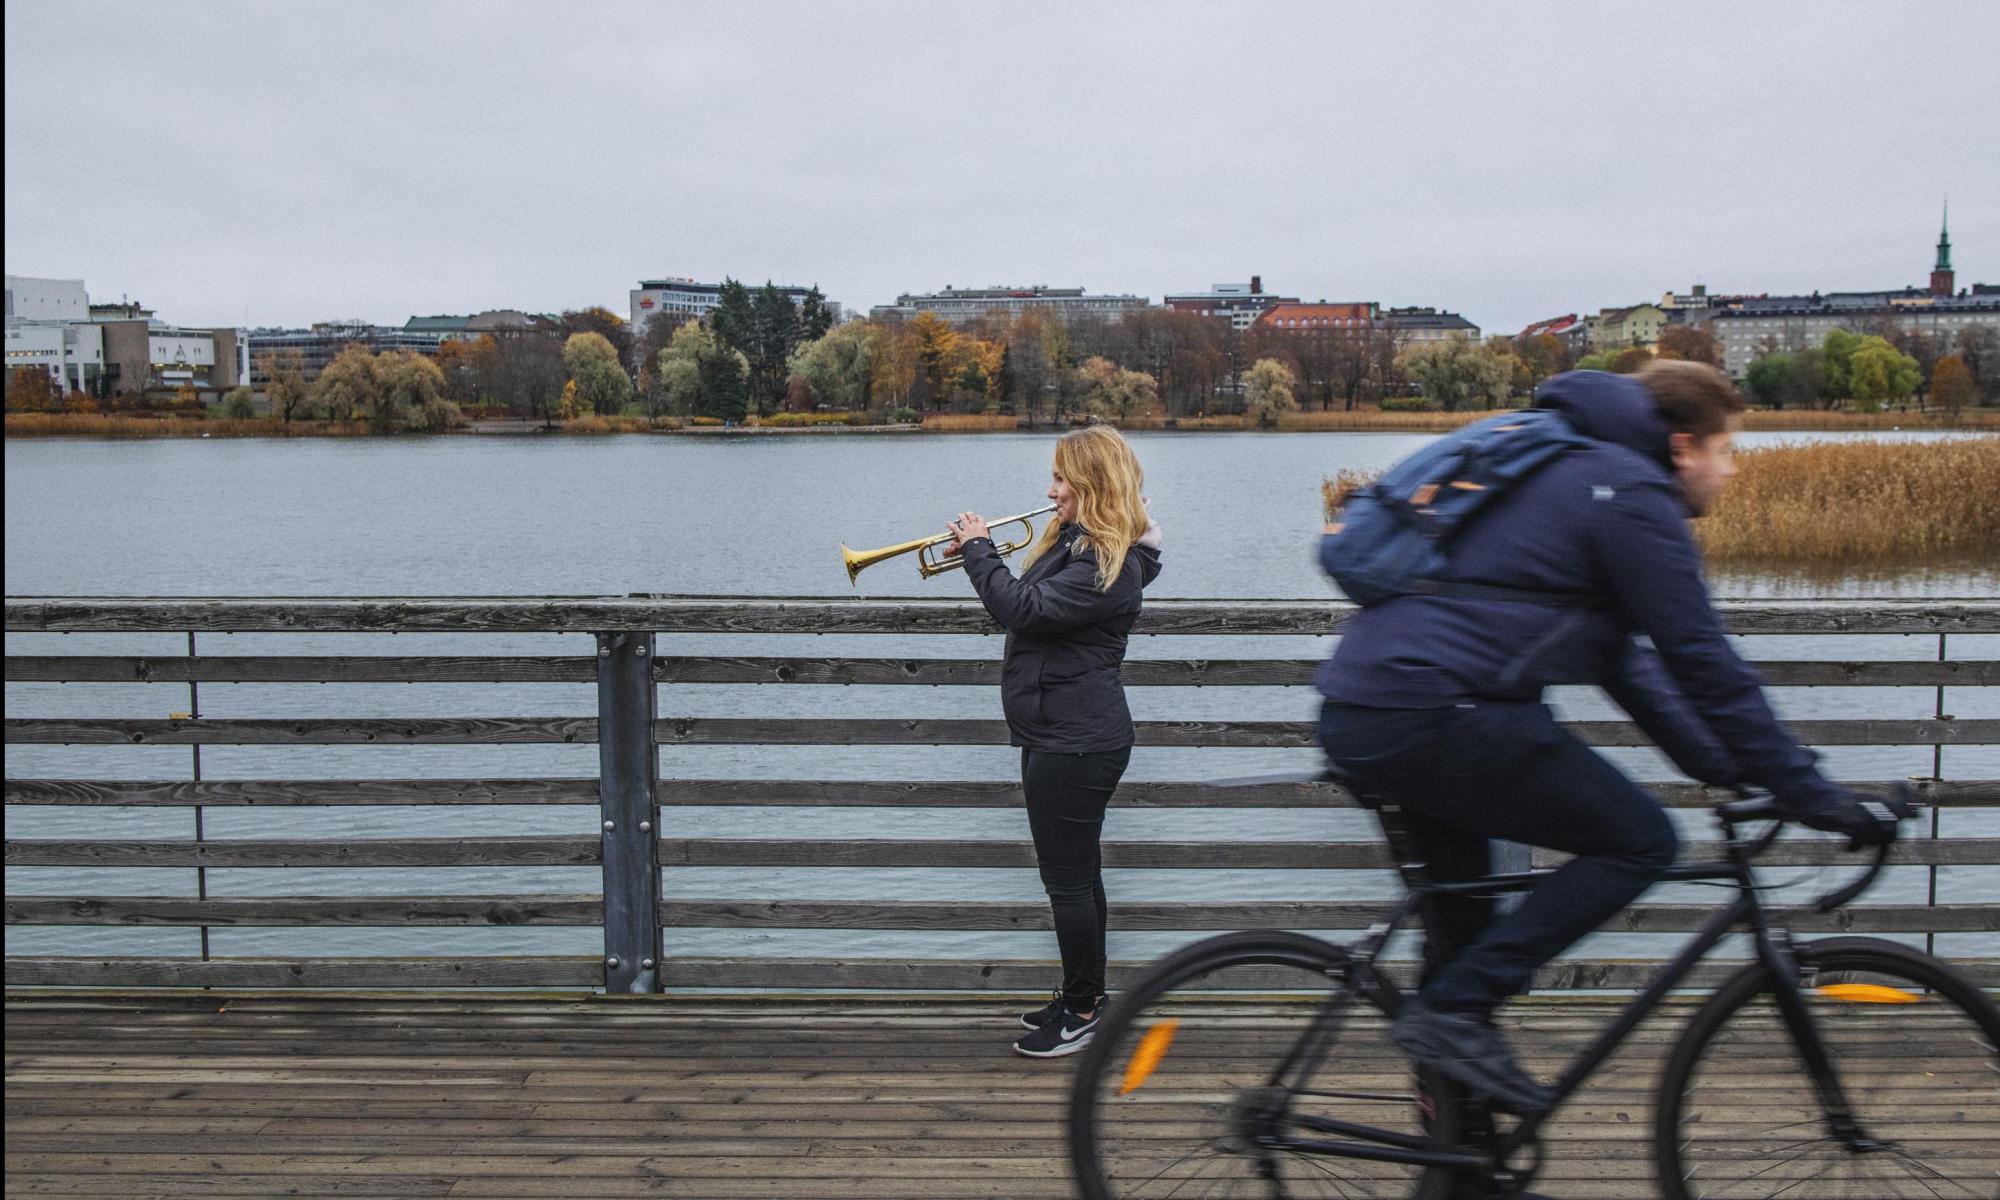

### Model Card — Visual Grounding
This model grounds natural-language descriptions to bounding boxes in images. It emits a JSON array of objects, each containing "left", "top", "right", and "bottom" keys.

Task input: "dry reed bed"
[
  {"left": 1738, "top": 409, "right": 1998, "bottom": 431},
  {"left": 1698, "top": 437, "right": 2000, "bottom": 562},
  {"left": 1322, "top": 437, "right": 2000, "bottom": 564},
  {"left": 919, "top": 413, "right": 1025, "bottom": 431}
]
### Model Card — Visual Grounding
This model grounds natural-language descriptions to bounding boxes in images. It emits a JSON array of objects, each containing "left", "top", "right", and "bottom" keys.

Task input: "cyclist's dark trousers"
[
  {"left": 1320, "top": 700, "right": 1678, "bottom": 1016},
  {"left": 1022, "top": 746, "right": 1132, "bottom": 1010}
]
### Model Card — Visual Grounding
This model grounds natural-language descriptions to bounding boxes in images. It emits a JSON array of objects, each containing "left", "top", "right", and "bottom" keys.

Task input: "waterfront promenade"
[
  {"left": 8, "top": 991, "right": 1717, "bottom": 1198},
  {"left": 6, "top": 594, "right": 1995, "bottom": 1196}
]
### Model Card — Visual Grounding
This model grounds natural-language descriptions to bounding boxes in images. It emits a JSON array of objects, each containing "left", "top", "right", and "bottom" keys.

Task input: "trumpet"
[{"left": 842, "top": 504, "right": 1058, "bottom": 584}]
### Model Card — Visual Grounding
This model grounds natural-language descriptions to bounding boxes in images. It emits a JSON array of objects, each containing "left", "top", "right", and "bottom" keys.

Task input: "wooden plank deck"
[{"left": 0, "top": 992, "right": 1748, "bottom": 1198}]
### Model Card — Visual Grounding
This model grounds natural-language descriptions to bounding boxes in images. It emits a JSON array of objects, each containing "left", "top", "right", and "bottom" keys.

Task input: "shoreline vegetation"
[
  {"left": 8, "top": 406, "right": 1997, "bottom": 439},
  {"left": 1322, "top": 438, "right": 2000, "bottom": 565}
]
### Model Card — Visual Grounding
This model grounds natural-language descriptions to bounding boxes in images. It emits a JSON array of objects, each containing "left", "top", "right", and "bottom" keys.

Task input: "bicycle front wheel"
[
  {"left": 1067, "top": 930, "right": 1466, "bottom": 1200},
  {"left": 1657, "top": 936, "right": 2000, "bottom": 1199}
]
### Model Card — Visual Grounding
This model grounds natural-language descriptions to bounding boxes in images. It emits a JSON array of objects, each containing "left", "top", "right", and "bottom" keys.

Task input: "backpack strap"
[{"left": 1404, "top": 579, "right": 1607, "bottom": 608}]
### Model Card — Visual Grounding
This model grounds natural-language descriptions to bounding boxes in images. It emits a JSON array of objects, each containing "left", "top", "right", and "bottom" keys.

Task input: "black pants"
[
  {"left": 1319, "top": 700, "right": 1678, "bottom": 1015},
  {"left": 1022, "top": 746, "right": 1131, "bottom": 1010}
]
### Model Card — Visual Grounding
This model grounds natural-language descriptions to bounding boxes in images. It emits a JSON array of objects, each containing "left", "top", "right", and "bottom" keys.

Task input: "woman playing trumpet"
[{"left": 944, "top": 425, "right": 1162, "bottom": 1058}]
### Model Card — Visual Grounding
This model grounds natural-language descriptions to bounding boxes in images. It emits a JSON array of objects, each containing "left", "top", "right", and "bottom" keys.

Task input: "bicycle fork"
[{"left": 1757, "top": 926, "right": 1895, "bottom": 1154}]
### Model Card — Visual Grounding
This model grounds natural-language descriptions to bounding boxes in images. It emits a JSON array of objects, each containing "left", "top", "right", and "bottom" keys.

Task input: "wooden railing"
[{"left": 5, "top": 595, "right": 1996, "bottom": 993}]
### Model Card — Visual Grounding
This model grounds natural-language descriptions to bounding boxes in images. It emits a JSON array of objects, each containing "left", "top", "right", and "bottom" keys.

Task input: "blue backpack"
[{"left": 1320, "top": 408, "right": 1592, "bottom": 606}]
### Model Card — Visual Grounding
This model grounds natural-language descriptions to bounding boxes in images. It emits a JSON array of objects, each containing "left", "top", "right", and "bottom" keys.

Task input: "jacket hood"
[
  {"left": 1058, "top": 522, "right": 1164, "bottom": 587},
  {"left": 1532, "top": 370, "right": 1674, "bottom": 474}
]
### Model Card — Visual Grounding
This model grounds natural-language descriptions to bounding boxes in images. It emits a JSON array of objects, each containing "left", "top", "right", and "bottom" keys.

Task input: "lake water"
[{"left": 5, "top": 431, "right": 1996, "bottom": 969}]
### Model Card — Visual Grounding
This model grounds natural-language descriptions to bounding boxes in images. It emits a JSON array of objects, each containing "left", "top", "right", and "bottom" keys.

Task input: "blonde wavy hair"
[{"left": 1019, "top": 425, "right": 1150, "bottom": 592}]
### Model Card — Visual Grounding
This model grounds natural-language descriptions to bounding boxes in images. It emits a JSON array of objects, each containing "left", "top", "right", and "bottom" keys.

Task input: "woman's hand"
[{"left": 944, "top": 511, "right": 992, "bottom": 556}]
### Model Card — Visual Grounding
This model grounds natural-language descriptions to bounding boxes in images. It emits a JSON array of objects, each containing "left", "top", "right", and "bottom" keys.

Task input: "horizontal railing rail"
[{"left": 5, "top": 595, "right": 1996, "bottom": 994}]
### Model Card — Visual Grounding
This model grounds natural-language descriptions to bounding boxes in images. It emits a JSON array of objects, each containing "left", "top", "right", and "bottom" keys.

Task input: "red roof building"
[{"left": 1255, "top": 301, "right": 1378, "bottom": 332}]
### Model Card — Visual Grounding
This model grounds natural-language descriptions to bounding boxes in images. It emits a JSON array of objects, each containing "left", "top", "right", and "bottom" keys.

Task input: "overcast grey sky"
[{"left": 5, "top": 1, "right": 1994, "bottom": 335}]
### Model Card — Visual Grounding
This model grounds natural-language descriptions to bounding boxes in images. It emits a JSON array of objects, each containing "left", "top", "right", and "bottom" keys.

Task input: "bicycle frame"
[{"left": 1272, "top": 808, "right": 1872, "bottom": 1177}]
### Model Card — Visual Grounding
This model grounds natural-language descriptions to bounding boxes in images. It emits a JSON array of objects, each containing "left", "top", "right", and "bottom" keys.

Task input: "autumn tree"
[
  {"left": 1655, "top": 323, "right": 1724, "bottom": 367},
  {"left": 1511, "top": 332, "right": 1572, "bottom": 392},
  {"left": 908, "top": 311, "right": 962, "bottom": 413},
  {"left": 869, "top": 319, "right": 919, "bottom": 410},
  {"left": 1394, "top": 335, "right": 1513, "bottom": 411},
  {"left": 1609, "top": 347, "right": 1654, "bottom": 374},
  {"left": 563, "top": 331, "right": 633, "bottom": 415},
  {"left": 260, "top": 350, "right": 310, "bottom": 428},
  {"left": 377, "top": 352, "right": 459, "bottom": 432},
  {"left": 1931, "top": 355, "right": 1976, "bottom": 422},
  {"left": 5, "top": 366, "right": 58, "bottom": 412},
  {"left": 958, "top": 337, "right": 1004, "bottom": 410},
  {"left": 560, "top": 307, "right": 634, "bottom": 373},
  {"left": 1076, "top": 356, "right": 1159, "bottom": 420},
  {"left": 1243, "top": 357, "right": 1298, "bottom": 426},
  {"left": 433, "top": 339, "right": 481, "bottom": 410},
  {"left": 313, "top": 344, "right": 379, "bottom": 423},
  {"left": 788, "top": 321, "right": 878, "bottom": 410}
]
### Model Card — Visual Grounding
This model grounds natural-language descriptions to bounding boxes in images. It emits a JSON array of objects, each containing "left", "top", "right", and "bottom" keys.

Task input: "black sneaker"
[
  {"left": 1012, "top": 1003, "right": 1100, "bottom": 1058},
  {"left": 1390, "top": 997, "right": 1552, "bottom": 1116},
  {"left": 1020, "top": 992, "right": 1103, "bottom": 1031}
]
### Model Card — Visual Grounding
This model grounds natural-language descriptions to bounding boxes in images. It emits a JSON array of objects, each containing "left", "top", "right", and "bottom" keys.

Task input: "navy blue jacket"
[
  {"left": 962, "top": 523, "right": 1163, "bottom": 752},
  {"left": 1319, "top": 370, "right": 1842, "bottom": 814}
]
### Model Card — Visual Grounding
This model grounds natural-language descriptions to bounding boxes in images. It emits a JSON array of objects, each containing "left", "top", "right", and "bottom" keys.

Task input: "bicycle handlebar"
[{"left": 1715, "top": 787, "right": 1916, "bottom": 913}]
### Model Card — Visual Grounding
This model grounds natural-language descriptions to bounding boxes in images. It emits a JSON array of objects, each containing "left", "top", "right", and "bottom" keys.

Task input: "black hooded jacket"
[
  {"left": 1319, "top": 370, "right": 1845, "bottom": 817},
  {"left": 960, "top": 523, "right": 1163, "bottom": 753}
]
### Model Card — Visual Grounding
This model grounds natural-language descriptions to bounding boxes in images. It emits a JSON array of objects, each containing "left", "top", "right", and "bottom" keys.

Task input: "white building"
[
  {"left": 4, "top": 274, "right": 247, "bottom": 397},
  {"left": 5, "top": 319, "right": 106, "bottom": 395},
  {"left": 5, "top": 275, "right": 89, "bottom": 323},
  {"left": 870, "top": 285, "right": 1149, "bottom": 327},
  {"left": 628, "top": 277, "right": 827, "bottom": 339}
]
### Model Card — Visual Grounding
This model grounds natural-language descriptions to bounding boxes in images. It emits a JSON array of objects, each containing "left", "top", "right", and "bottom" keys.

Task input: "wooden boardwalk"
[{"left": 1, "top": 992, "right": 1745, "bottom": 1198}]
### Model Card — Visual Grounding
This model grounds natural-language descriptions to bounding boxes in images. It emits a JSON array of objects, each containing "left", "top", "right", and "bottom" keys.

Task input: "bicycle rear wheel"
[
  {"left": 1067, "top": 930, "right": 1467, "bottom": 1200},
  {"left": 1657, "top": 936, "right": 2000, "bottom": 1199}
]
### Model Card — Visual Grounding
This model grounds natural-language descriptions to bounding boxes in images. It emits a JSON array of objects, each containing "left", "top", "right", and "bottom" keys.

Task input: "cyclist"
[{"left": 1318, "top": 361, "right": 1906, "bottom": 1115}]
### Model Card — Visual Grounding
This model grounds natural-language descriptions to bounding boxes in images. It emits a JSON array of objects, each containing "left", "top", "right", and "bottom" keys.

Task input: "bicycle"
[{"left": 1067, "top": 786, "right": 2000, "bottom": 1198}]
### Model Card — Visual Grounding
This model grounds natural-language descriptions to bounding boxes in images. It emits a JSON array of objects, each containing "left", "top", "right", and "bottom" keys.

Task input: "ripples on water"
[{"left": 6, "top": 432, "right": 1995, "bottom": 965}]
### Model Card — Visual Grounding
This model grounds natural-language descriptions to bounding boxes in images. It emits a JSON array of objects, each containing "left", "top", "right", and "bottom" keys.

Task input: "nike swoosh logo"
[{"left": 1060, "top": 1022, "right": 1094, "bottom": 1041}]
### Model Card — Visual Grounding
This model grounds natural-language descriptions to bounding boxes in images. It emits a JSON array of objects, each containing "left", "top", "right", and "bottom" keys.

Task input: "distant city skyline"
[{"left": 5, "top": 2, "right": 1994, "bottom": 335}]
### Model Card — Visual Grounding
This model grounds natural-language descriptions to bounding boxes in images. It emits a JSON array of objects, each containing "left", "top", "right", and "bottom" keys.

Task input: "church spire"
[{"left": 1929, "top": 200, "right": 1956, "bottom": 297}]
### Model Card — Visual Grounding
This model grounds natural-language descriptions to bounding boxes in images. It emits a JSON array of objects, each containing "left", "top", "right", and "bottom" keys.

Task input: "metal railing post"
[
  {"left": 596, "top": 631, "right": 661, "bottom": 993},
  {"left": 188, "top": 632, "right": 210, "bottom": 966},
  {"left": 1928, "top": 632, "right": 1948, "bottom": 956}
]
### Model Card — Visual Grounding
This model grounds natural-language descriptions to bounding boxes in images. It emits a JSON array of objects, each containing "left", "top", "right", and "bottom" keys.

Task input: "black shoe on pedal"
[
  {"left": 1013, "top": 1003, "right": 1099, "bottom": 1058},
  {"left": 1391, "top": 997, "right": 1552, "bottom": 1116}
]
